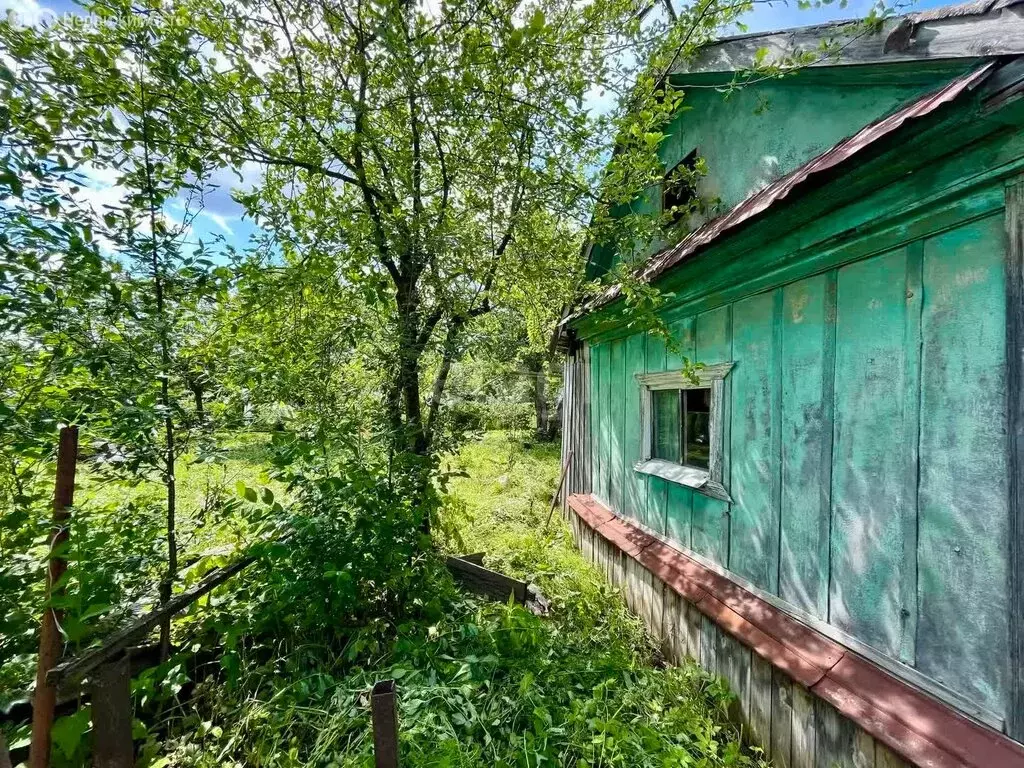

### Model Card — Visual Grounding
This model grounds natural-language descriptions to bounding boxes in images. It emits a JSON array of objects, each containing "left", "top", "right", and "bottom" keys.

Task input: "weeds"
[{"left": 148, "top": 432, "right": 762, "bottom": 767}]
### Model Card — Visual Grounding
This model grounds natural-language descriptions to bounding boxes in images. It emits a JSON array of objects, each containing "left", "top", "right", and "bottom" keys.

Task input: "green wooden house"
[{"left": 559, "top": 3, "right": 1024, "bottom": 766}]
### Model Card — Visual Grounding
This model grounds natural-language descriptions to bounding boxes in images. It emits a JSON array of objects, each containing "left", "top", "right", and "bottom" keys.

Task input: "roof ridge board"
[
  {"left": 701, "top": 0, "right": 1001, "bottom": 48},
  {"left": 677, "top": 0, "right": 1022, "bottom": 75}
]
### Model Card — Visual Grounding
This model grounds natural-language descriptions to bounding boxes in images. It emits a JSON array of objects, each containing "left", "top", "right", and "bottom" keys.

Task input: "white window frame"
[{"left": 634, "top": 362, "right": 733, "bottom": 502}]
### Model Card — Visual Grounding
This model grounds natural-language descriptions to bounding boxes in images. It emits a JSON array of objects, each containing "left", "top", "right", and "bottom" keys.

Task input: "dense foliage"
[
  {"left": 133, "top": 435, "right": 764, "bottom": 767},
  {"left": 0, "top": 0, "right": 895, "bottom": 762}
]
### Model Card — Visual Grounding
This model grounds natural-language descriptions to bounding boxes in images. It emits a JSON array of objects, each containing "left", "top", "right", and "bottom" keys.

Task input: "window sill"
[{"left": 633, "top": 459, "right": 732, "bottom": 502}]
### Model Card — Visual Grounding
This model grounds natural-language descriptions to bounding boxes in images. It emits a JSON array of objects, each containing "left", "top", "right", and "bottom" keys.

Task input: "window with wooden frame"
[
  {"left": 662, "top": 149, "right": 699, "bottom": 226},
  {"left": 634, "top": 362, "right": 733, "bottom": 501}
]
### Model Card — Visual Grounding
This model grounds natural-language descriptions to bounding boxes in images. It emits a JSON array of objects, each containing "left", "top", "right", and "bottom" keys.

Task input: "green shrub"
[{"left": 148, "top": 433, "right": 762, "bottom": 768}]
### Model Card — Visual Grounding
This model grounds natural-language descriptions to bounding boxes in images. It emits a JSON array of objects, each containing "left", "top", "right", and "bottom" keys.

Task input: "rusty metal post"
[
  {"left": 371, "top": 679, "right": 399, "bottom": 768},
  {"left": 29, "top": 425, "right": 78, "bottom": 768},
  {"left": 91, "top": 654, "right": 134, "bottom": 768}
]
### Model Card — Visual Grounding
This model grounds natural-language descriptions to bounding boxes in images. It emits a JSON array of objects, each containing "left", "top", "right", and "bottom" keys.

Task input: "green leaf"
[{"left": 51, "top": 707, "right": 91, "bottom": 760}]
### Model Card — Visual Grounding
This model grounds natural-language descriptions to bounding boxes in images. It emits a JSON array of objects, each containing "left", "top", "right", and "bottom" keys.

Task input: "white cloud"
[
  {"left": 0, "top": 0, "right": 55, "bottom": 26},
  {"left": 202, "top": 211, "right": 235, "bottom": 236}
]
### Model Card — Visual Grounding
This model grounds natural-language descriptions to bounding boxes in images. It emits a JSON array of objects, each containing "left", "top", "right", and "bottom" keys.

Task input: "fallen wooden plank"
[
  {"left": 48, "top": 550, "right": 261, "bottom": 688},
  {"left": 446, "top": 557, "right": 528, "bottom": 604}
]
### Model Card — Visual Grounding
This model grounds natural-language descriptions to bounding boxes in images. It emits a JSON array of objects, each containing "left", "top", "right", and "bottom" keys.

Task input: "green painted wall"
[
  {"left": 589, "top": 62, "right": 975, "bottom": 277},
  {"left": 586, "top": 205, "right": 1011, "bottom": 722}
]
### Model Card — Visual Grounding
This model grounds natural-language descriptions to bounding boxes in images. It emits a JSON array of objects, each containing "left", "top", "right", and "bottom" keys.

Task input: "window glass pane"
[
  {"left": 652, "top": 389, "right": 681, "bottom": 462},
  {"left": 684, "top": 387, "right": 711, "bottom": 469}
]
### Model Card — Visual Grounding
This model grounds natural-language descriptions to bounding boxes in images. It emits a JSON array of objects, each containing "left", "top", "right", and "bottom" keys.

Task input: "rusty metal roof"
[{"left": 576, "top": 61, "right": 997, "bottom": 318}]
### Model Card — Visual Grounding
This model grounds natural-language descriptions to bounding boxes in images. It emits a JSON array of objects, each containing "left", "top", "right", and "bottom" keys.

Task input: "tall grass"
[{"left": 148, "top": 432, "right": 763, "bottom": 767}]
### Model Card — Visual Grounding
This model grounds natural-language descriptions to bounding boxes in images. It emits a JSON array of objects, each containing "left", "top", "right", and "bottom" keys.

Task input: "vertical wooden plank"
[
  {"left": 626, "top": 557, "right": 643, "bottom": 617},
  {"left": 831, "top": 247, "right": 910, "bottom": 659},
  {"left": 645, "top": 331, "right": 669, "bottom": 535},
  {"left": 582, "top": 343, "right": 592, "bottom": 496},
  {"left": 876, "top": 741, "right": 912, "bottom": 768},
  {"left": 701, "top": 615, "right": 719, "bottom": 676},
  {"left": 92, "top": 655, "right": 135, "bottom": 768},
  {"left": 918, "top": 214, "right": 1011, "bottom": 719},
  {"left": 1011, "top": 176, "right": 1024, "bottom": 738},
  {"left": 624, "top": 334, "right": 648, "bottom": 528},
  {"left": 661, "top": 588, "right": 678, "bottom": 662},
  {"left": 692, "top": 306, "right": 732, "bottom": 564},
  {"left": 573, "top": 349, "right": 582, "bottom": 497},
  {"left": 664, "top": 317, "right": 695, "bottom": 548},
  {"left": 685, "top": 600, "right": 702, "bottom": 663},
  {"left": 597, "top": 343, "right": 611, "bottom": 506},
  {"left": 791, "top": 684, "right": 816, "bottom": 768},
  {"left": 599, "top": 537, "right": 611, "bottom": 580},
  {"left": 815, "top": 699, "right": 855, "bottom": 768},
  {"left": 608, "top": 339, "right": 626, "bottom": 515},
  {"left": 780, "top": 274, "right": 834, "bottom": 619},
  {"left": 610, "top": 547, "right": 623, "bottom": 589},
  {"left": 899, "top": 240, "right": 923, "bottom": 668},
  {"left": 729, "top": 291, "right": 779, "bottom": 591},
  {"left": 650, "top": 573, "right": 665, "bottom": 646},
  {"left": 771, "top": 288, "right": 784, "bottom": 594},
  {"left": 771, "top": 669, "right": 794, "bottom": 768},
  {"left": 566, "top": 348, "right": 577, "bottom": 499},
  {"left": 666, "top": 483, "right": 694, "bottom": 549},
  {"left": 589, "top": 343, "right": 601, "bottom": 502},
  {"left": 748, "top": 654, "right": 773, "bottom": 756},
  {"left": 719, "top": 632, "right": 751, "bottom": 730},
  {"left": 853, "top": 729, "right": 875, "bottom": 768},
  {"left": 639, "top": 563, "right": 655, "bottom": 633}
]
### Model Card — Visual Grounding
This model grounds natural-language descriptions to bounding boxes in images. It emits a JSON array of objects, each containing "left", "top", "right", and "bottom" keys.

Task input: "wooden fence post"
[
  {"left": 29, "top": 425, "right": 78, "bottom": 768},
  {"left": 0, "top": 729, "right": 13, "bottom": 768},
  {"left": 371, "top": 679, "right": 399, "bottom": 768},
  {"left": 91, "top": 654, "right": 134, "bottom": 768}
]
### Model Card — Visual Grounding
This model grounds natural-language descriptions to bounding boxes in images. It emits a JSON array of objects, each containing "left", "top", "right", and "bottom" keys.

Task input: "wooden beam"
[
  {"left": 673, "top": 10, "right": 1024, "bottom": 76},
  {"left": 445, "top": 557, "right": 528, "bottom": 604},
  {"left": 48, "top": 549, "right": 261, "bottom": 688},
  {"left": 0, "top": 730, "right": 12, "bottom": 768},
  {"left": 91, "top": 655, "right": 134, "bottom": 768},
  {"left": 1006, "top": 177, "right": 1024, "bottom": 741}
]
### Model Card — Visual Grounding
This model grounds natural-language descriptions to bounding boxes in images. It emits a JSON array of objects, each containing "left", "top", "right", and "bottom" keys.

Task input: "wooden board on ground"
[{"left": 446, "top": 557, "right": 528, "bottom": 604}]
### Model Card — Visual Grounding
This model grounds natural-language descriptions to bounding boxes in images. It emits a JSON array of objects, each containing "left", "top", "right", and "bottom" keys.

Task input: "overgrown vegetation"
[
  {"left": 53, "top": 433, "right": 766, "bottom": 766},
  {"left": 0, "top": 0, "right": 897, "bottom": 761}
]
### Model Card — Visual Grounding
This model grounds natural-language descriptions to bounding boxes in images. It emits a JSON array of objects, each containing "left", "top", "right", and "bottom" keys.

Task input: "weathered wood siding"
[
  {"left": 586, "top": 208, "right": 1011, "bottom": 728},
  {"left": 560, "top": 341, "right": 591, "bottom": 504},
  {"left": 573, "top": 521, "right": 914, "bottom": 768}
]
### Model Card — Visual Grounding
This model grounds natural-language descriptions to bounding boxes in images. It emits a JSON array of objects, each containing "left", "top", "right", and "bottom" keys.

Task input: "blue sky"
[{"left": 2, "top": 0, "right": 953, "bottom": 253}]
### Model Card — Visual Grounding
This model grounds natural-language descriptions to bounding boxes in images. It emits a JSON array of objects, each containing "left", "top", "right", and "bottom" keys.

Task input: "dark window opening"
[
  {"left": 652, "top": 386, "right": 711, "bottom": 470},
  {"left": 662, "top": 149, "right": 698, "bottom": 225}
]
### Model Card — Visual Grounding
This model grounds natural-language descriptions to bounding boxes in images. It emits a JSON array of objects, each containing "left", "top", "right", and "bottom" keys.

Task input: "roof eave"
[{"left": 672, "top": 1, "right": 1024, "bottom": 77}]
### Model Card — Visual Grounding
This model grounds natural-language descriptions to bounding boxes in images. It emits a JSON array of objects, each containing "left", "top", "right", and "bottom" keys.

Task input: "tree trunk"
[
  {"left": 139, "top": 79, "right": 176, "bottom": 661},
  {"left": 190, "top": 382, "right": 205, "bottom": 426}
]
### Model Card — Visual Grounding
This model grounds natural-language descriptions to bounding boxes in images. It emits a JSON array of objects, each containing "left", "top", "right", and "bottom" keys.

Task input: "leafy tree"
[{"left": 0, "top": 10, "right": 232, "bottom": 655}]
